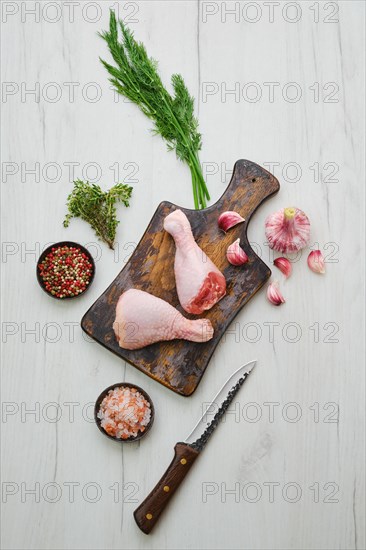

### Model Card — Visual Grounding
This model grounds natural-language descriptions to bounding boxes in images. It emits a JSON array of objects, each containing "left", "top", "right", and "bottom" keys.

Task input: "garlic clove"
[
  {"left": 265, "top": 207, "right": 310, "bottom": 253},
  {"left": 267, "top": 281, "right": 285, "bottom": 306},
  {"left": 273, "top": 257, "right": 292, "bottom": 278},
  {"left": 307, "top": 250, "right": 325, "bottom": 274},
  {"left": 227, "top": 238, "right": 248, "bottom": 266},
  {"left": 218, "top": 211, "right": 245, "bottom": 232}
]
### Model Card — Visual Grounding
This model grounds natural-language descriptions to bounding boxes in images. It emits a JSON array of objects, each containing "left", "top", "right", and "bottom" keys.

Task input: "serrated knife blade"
[
  {"left": 185, "top": 359, "right": 256, "bottom": 451},
  {"left": 134, "top": 360, "right": 257, "bottom": 534}
]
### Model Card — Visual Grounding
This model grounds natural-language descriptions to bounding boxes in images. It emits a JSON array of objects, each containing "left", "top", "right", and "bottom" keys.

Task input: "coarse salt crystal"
[{"left": 98, "top": 386, "right": 151, "bottom": 440}]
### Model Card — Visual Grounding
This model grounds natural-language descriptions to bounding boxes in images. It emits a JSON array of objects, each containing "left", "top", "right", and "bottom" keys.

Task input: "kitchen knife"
[{"left": 133, "top": 360, "right": 257, "bottom": 534}]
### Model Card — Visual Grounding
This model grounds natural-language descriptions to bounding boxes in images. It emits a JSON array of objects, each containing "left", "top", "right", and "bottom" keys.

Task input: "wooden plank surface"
[{"left": 1, "top": 2, "right": 365, "bottom": 549}]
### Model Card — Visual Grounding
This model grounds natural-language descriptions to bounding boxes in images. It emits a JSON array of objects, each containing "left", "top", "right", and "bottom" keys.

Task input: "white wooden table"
[{"left": 1, "top": 1, "right": 365, "bottom": 548}]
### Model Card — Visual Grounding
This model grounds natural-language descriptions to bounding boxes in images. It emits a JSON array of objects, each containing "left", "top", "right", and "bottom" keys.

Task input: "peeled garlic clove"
[
  {"left": 265, "top": 207, "right": 310, "bottom": 253},
  {"left": 307, "top": 250, "right": 325, "bottom": 274},
  {"left": 267, "top": 281, "right": 285, "bottom": 306},
  {"left": 227, "top": 238, "right": 248, "bottom": 266},
  {"left": 273, "top": 257, "right": 292, "bottom": 278},
  {"left": 218, "top": 211, "right": 245, "bottom": 232}
]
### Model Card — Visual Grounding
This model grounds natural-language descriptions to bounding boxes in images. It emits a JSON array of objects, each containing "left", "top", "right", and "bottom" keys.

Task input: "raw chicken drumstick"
[
  {"left": 113, "top": 289, "right": 214, "bottom": 350},
  {"left": 164, "top": 209, "right": 226, "bottom": 314}
]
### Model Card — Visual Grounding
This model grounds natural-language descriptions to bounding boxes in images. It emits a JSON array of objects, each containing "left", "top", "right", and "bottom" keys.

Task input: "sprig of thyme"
[
  {"left": 99, "top": 10, "right": 209, "bottom": 209},
  {"left": 63, "top": 180, "right": 133, "bottom": 249}
]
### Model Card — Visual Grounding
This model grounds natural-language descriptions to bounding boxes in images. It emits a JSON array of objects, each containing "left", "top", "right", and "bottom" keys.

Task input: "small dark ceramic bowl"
[
  {"left": 36, "top": 241, "right": 95, "bottom": 300},
  {"left": 94, "top": 382, "right": 155, "bottom": 443}
]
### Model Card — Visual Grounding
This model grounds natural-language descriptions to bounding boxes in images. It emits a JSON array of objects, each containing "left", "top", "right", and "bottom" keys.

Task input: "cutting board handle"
[
  {"left": 210, "top": 159, "right": 280, "bottom": 224},
  {"left": 134, "top": 442, "right": 199, "bottom": 534}
]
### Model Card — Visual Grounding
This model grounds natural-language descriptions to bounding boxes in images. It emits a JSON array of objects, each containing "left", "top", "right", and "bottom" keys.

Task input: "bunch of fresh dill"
[
  {"left": 63, "top": 180, "right": 133, "bottom": 249},
  {"left": 99, "top": 10, "right": 210, "bottom": 209}
]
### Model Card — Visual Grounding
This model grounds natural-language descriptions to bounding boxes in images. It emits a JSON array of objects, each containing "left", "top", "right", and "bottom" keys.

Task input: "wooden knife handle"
[{"left": 134, "top": 442, "right": 199, "bottom": 534}]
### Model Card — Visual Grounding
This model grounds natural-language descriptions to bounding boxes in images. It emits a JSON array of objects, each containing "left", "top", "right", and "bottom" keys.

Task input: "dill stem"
[
  {"left": 189, "top": 161, "right": 205, "bottom": 209},
  {"left": 160, "top": 92, "right": 208, "bottom": 208},
  {"left": 190, "top": 164, "right": 199, "bottom": 210}
]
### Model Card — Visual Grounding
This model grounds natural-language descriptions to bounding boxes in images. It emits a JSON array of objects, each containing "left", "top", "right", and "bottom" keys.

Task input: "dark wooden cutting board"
[{"left": 81, "top": 160, "right": 280, "bottom": 396}]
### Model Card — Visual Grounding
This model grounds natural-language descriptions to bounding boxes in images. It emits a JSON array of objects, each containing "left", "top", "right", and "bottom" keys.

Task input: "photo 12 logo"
[
  {"left": 201, "top": 481, "right": 340, "bottom": 503},
  {"left": 200, "top": 2, "right": 340, "bottom": 24},
  {"left": 2, "top": 481, "right": 140, "bottom": 504},
  {"left": 201, "top": 81, "right": 340, "bottom": 104},
  {"left": 200, "top": 400, "right": 340, "bottom": 425},
  {"left": 1, "top": 81, "right": 140, "bottom": 104},
  {"left": 201, "top": 160, "right": 340, "bottom": 185},
  {"left": 1, "top": 160, "right": 139, "bottom": 184},
  {"left": 1, "top": 2, "right": 139, "bottom": 24}
]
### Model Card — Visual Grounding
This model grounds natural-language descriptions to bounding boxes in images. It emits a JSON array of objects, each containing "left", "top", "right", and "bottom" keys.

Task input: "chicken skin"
[
  {"left": 113, "top": 289, "right": 214, "bottom": 350},
  {"left": 163, "top": 209, "right": 226, "bottom": 314}
]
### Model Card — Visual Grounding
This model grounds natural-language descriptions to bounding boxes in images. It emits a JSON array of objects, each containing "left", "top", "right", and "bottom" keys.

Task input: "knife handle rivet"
[
  {"left": 180, "top": 458, "right": 187, "bottom": 465},
  {"left": 163, "top": 486, "right": 170, "bottom": 492},
  {"left": 146, "top": 513, "right": 153, "bottom": 520}
]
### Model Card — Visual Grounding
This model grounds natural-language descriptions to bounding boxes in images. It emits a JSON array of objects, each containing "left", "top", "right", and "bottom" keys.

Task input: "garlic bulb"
[
  {"left": 273, "top": 257, "right": 292, "bottom": 278},
  {"left": 218, "top": 211, "right": 245, "bottom": 232},
  {"left": 265, "top": 207, "right": 310, "bottom": 253},
  {"left": 227, "top": 238, "right": 248, "bottom": 266},
  {"left": 307, "top": 250, "right": 325, "bottom": 274},
  {"left": 267, "top": 281, "right": 285, "bottom": 306}
]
